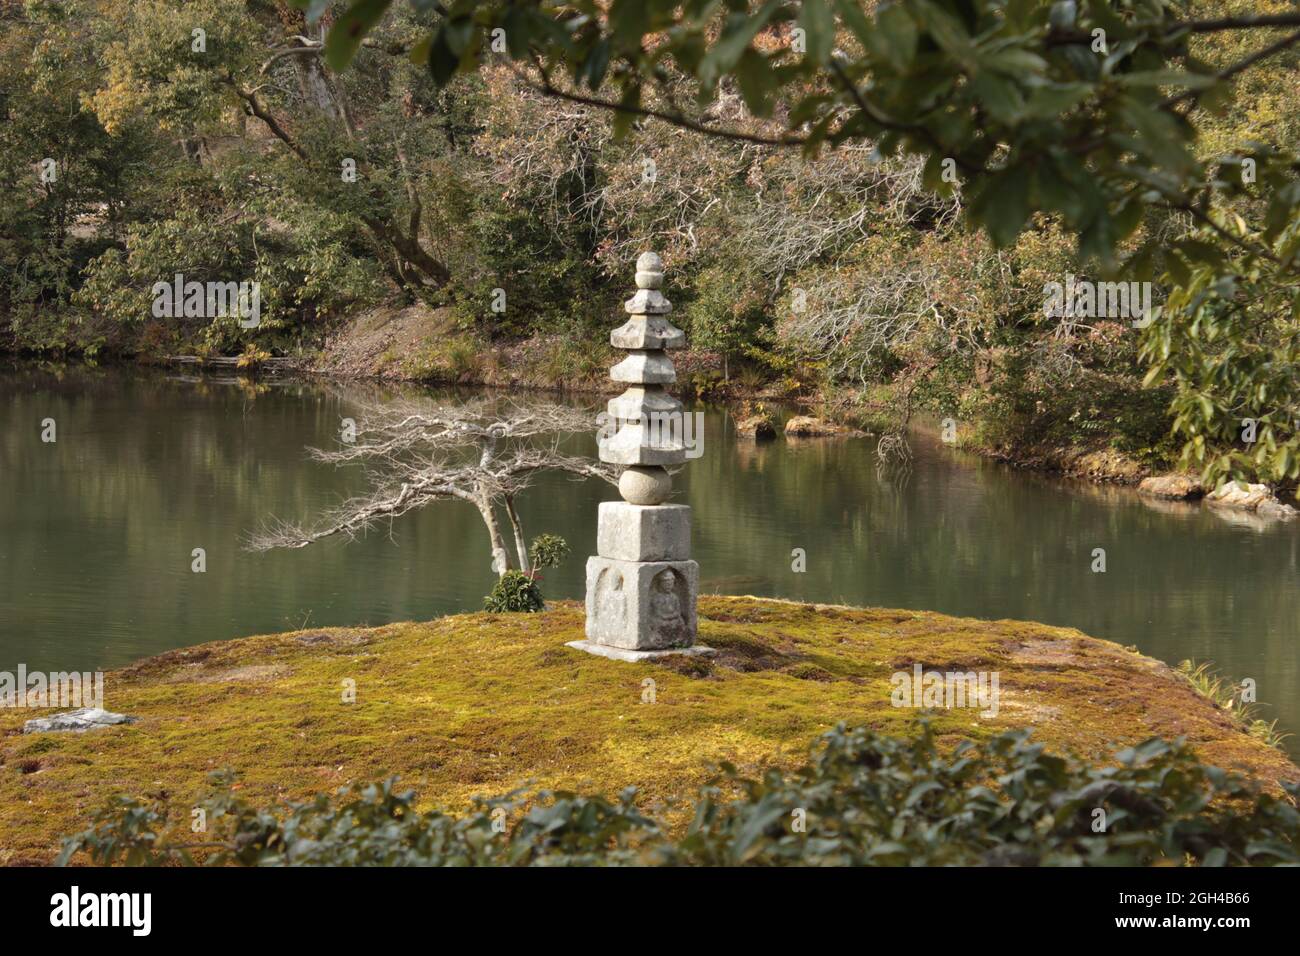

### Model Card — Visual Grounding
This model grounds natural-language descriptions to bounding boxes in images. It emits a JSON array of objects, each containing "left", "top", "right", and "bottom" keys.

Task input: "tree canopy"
[
  {"left": 303, "top": 0, "right": 1300, "bottom": 493},
  {"left": 3, "top": 1, "right": 1297, "bottom": 494}
]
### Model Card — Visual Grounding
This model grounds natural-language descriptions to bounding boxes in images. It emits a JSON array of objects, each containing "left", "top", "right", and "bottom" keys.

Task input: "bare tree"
[{"left": 248, "top": 398, "right": 616, "bottom": 576}]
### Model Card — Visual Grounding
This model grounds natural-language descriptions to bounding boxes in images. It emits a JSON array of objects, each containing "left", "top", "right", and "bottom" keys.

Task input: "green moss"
[{"left": 1, "top": 596, "right": 1294, "bottom": 864}]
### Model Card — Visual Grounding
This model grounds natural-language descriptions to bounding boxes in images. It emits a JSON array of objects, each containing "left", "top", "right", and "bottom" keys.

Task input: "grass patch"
[{"left": 1, "top": 596, "right": 1295, "bottom": 864}]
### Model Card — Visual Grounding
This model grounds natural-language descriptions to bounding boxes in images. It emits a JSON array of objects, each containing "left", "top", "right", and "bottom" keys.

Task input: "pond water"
[{"left": 2, "top": 366, "right": 1297, "bottom": 755}]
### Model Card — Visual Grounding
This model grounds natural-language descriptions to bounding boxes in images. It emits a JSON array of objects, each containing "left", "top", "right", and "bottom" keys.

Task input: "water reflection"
[{"left": 1, "top": 365, "right": 1296, "bottom": 755}]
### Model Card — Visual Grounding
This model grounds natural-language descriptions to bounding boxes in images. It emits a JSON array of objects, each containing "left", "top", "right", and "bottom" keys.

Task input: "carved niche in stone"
[
  {"left": 595, "top": 567, "right": 626, "bottom": 627},
  {"left": 647, "top": 568, "right": 690, "bottom": 647}
]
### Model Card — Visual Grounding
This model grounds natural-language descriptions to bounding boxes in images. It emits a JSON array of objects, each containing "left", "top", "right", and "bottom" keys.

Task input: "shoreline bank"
[{"left": 3, "top": 595, "right": 1294, "bottom": 865}]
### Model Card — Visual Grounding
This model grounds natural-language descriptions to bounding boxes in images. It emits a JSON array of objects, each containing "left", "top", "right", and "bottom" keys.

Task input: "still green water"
[{"left": 2, "top": 366, "right": 1297, "bottom": 754}]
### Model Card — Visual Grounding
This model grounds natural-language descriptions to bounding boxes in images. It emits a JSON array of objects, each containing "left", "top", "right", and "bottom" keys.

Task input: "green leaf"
[
  {"left": 1165, "top": 252, "right": 1191, "bottom": 287},
  {"left": 972, "top": 169, "right": 1031, "bottom": 248},
  {"left": 799, "top": 0, "right": 835, "bottom": 65},
  {"left": 835, "top": 0, "right": 874, "bottom": 50},
  {"left": 923, "top": 151, "right": 956, "bottom": 196},
  {"left": 324, "top": 0, "right": 394, "bottom": 71},
  {"left": 443, "top": 17, "right": 475, "bottom": 59},
  {"left": 971, "top": 72, "right": 1024, "bottom": 123},
  {"left": 1113, "top": 197, "right": 1143, "bottom": 241},
  {"left": 1024, "top": 83, "right": 1091, "bottom": 118},
  {"left": 736, "top": 48, "right": 778, "bottom": 116},
  {"left": 1176, "top": 239, "right": 1225, "bottom": 271},
  {"left": 427, "top": 26, "right": 458, "bottom": 86},
  {"left": 611, "top": 82, "right": 643, "bottom": 140},
  {"left": 407, "top": 36, "right": 433, "bottom": 67},
  {"left": 1078, "top": 208, "right": 1117, "bottom": 267},
  {"left": 800, "top": 112, "right": 838, "bottom": 156},
  {"left": 503, "top": 7, "right": 533, "bottom": 59},
  {"left": 1115, "top": 97, "right": 1195, "bottom": 176},
  {"left": 876, "top": 3, "right": 919, "bottom": 70},
  {"left": 609, "top": 0, "right": 652, "bottom": 47},
  {"left": 583, "top": 39, "right": 612, "bottom": 90},
  {"left": 983, "top": 48, "right": 1046, "bottom": 76},
  {"left": 913, "top": 0, "right": 975, "bottom": 66},
  {"left": 700, "top": 0, "right": 782, "bottom": 87},
  {"left": 1031, "top": 160, "right": 1082, "bottom": 221},
  {"left": 904, "top": 780, "right": 945, "bottom": 808},
  {"left": 788, "top": 93, "right": 832, "bottom": 125},
  {"left": 729, "top": 796, "right": 788, "bottom": 863}
]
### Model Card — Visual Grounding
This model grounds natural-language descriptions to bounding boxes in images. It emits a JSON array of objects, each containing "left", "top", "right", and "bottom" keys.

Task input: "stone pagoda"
[{"left": 569, "top": 252, "right": 711, "bottom": 662}]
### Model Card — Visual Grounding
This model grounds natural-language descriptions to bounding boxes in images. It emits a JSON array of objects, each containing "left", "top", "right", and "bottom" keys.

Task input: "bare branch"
[{"left": 247, "top": 397, "right": 615, "bottom": 556}]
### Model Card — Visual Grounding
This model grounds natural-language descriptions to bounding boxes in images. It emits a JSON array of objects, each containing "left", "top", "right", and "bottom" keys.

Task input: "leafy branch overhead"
[
  {"left": 298, "top": 0, "right": 1300, "bottom": 495},
  {"left": 303, "top": 0, "right": 1300, "bottom": 264}
]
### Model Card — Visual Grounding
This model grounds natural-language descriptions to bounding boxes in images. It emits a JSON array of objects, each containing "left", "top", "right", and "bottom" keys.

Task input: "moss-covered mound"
[{"left": 2, "top": 596, "right": 1295, "bottom": 864}]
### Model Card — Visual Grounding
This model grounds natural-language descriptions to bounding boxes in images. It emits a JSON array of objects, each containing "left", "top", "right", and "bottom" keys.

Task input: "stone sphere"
[
  {"left": 619, "top": 466, "right": 672, "bottom": 505},
  {"left": 636, "top": 251, "right": 662, "bottom": 272},
  {"left": 635, "top": 250, "right": 664, "bottom": 290}
]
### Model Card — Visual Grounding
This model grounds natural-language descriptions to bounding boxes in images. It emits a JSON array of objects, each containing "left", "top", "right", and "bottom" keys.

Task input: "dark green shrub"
[
  {"left": 57, "top": 723, "right": 1300, "bottom": 867},
  {"left": 483, "top": 570, "right": 544, "bottom": 613},
  {"left": 528, "top": 534, "right": 569, "bottom": 571}
]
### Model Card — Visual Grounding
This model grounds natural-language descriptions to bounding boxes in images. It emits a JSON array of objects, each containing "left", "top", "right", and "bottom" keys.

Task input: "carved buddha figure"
[{"left": 648, "top": 569, "right": 687, "bottom": 645}]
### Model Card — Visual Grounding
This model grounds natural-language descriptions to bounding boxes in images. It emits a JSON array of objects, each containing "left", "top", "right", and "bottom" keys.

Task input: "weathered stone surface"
[
  {"left": 736, "top": 414, "right": 777, "bottom": 441},
  {"left": 586, "top": 250, "right": 698, "bottom": 654},
  {"left": 566, "top": 639, "right": 714, "bottom": 662},
  {"left": 1259, "top": 500, "right": 1299, "bottom": 518},
  {"left": 783, "top": 415, "right": 861, "bottom": 437},
  {"left": 635, "top": 251, "right": 664, "bottom": 290},
  {"left": 623, "top": 288, "right": 673, "bottom": 315},
  {"left": 610, "top": 350, "right": 676, "bottom": 385},
  {"left": 1206, "top": 481, "right": 1296, "bottom": 516},
  {"left": 597, "top": 502, "right": 690, "bottom": 561},
  {"left": 618, "top": 466, "right": 672, "bottom": 505},
  {"left": 607, "top": 385, "right": 683, "bottom": 421},
  {"left": 23, "top": 708, "right": 136, "bottom": 734},
  {"left": 599, "top": 421, "right": 687, "bottom": 466},
  {"left": 585, "top": 557, "right": 699, "bottom": 650},
  {"left": 1138, "top": 474, "right": 1203, "bottom": 500},
  {"left": 611, "top": 315, "right": 685, "bottom": 350}
]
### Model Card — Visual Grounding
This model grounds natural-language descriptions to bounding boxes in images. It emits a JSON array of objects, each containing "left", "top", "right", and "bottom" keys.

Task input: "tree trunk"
[
  {"left": 226, "top": 70, "right": 451, "bottom": 293},
  {"left": 361, "top": 215, "right": 451, "bottom": 287},
  {"left": 476, "top": 498, "right": 511, "bottom": 578},
  {"left": 503, "top": 494, "right": 530, "bottom": 574},
  {"left": 290, "top": 23, "right": 356, "bottom": 137}
]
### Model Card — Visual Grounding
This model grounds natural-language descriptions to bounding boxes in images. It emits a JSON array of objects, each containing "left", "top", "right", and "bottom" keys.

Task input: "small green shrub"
[
  {"left": 528, "top": 534, "right": 569, "bottom": 571},
  {"left": 483, "top": 570, "right": 544, "bottom": 613},
  {"left": 57, "top": 723, "right": 1300, "bottom": 867}
]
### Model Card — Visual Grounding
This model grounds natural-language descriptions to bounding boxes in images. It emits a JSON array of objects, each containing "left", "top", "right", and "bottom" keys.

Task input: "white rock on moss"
[{"left": 23, "top": 708, "right": 136, "bottom": 734}]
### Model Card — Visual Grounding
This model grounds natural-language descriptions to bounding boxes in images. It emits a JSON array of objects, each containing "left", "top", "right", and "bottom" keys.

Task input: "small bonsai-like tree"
[
  {"left": 483, "top": 534, "right": 572, "bottom": 613},
  {"left": 249, "top": 398, "right": 614, "bottom": 584}
]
